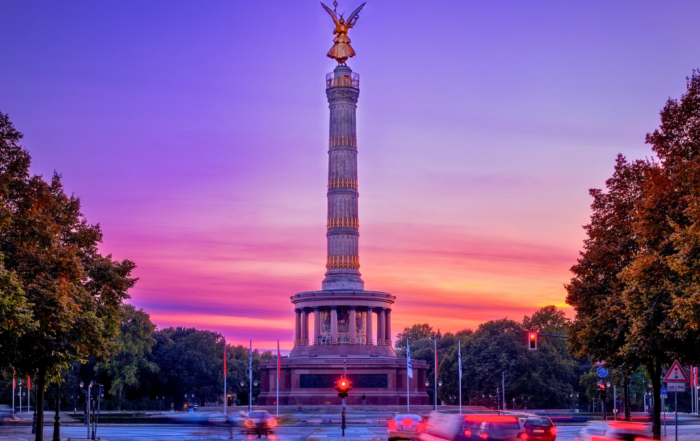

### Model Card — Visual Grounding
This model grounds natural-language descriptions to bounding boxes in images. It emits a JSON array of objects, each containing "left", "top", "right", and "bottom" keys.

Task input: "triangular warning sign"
[{"left": 664, "top": 360, "right": 689, "bottom": 383}]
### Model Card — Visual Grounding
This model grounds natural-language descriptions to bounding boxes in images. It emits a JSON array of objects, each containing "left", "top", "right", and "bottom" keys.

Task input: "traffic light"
[
  {"left": 597, "top": 382, "right": 607, "bottom": 398},
  {"left": 528, "top": 332, "right": 537, "bottom": 350},
  {"left": 336, "top": 377, "right": 351, "bottom": 399}
]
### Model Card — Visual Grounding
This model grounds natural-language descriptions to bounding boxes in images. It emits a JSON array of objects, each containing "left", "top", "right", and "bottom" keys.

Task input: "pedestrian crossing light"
[
  {"left": 528, "top": 332, "right": 537, "bottom": 350},
  {"left": 336, "top": 377, "right": 351, "bottom": 399}
]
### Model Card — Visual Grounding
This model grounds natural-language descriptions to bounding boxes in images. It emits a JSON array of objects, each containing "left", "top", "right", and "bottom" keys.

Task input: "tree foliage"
[
  {"left": 567, "top": 71, "right": 700, "bottom": 438},
  {"left": 0, "top": 112, "right": 137, "bottom": 441},
  {"left": 96, "top": 305, "right": 158, "bottom": 408}
]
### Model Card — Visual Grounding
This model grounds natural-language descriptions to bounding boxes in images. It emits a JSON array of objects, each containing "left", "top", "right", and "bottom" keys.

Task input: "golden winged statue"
[{"left": 321, "top": 1, "right": 367, "bottom": 65}]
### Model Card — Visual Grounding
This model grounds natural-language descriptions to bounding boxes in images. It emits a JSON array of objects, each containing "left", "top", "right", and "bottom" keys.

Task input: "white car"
[{"left": 575, "top": 421, "right": 651, "bottom": 441}]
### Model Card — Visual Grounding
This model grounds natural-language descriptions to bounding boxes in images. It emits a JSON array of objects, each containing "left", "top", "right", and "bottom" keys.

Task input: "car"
[
  {"left": 420, "top": 412, "right": 526, "bottom": 441},
  {"left": 461, "top": 414, "right": 525, "bottom": 441},
  {"left": 240, "top": 410, "right": 277, "bottom": 436},
  {"left": 574, "top": 421, "right": 652, "bottom": 441},
  {"left": 522, "top": 417, "right": 557, "bottom": 441},
  {"left": 388, "top": 413, "right": 427, "bottom": 440}
]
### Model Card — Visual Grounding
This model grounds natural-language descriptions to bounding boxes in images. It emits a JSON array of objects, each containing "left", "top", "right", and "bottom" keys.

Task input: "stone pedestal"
[{"left": 257, "top": 357, "right": 429, "bottom": 406}]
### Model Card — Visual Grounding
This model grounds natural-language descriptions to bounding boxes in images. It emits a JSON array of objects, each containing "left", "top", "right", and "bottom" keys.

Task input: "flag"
[
  {"left": 223, "top": 338, "right": 227, "bottom": 380},
  {"left": 277, "top": 340, "right": 281, "bottom": 379},
  {"left": 407, "top": 340, "right": 413, "bottom": 378},
  {"left": 27, "top": 376, "right": 30, "bottom": 390},
  {"left": 458, "top": 341, "right": 462, "bottom": 380},
  {"left": 13, "top": 370, "right": 15, "bottom": 390}
]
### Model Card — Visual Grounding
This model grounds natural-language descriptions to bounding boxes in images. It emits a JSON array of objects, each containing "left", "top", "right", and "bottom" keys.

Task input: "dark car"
[
  {"left": 388, "top": 413, "right": 427, "bottom": 440},
  {"left": 461, "top": 415, "right": 525, "bottom": 441},
  {"left": 523, "top": 417, "right": 556, "bottom": 441},
  {"left": 240, "top": 410, "right": 277, "bottom": 436}
]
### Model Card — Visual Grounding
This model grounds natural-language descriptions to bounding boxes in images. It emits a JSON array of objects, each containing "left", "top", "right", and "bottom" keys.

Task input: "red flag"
[
  {"left": 277, "top": 340, "right": 281, "bottom": 379},
  {"left": 13, "top": 370, "right": 15, "bottom": 390},
  {"left": 27, "top": 376, "right": 30, "bottom": 390},
  {"left": 223, "top": 338, "right": 227, "bottom": 380}
]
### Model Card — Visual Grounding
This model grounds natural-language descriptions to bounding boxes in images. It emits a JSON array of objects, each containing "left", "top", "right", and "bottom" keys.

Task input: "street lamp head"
[
  {"left": 254, "top": 381, "right": 258, "bottom": 387},
  {"left": 425, "top": 381, "right": 429, "bottom": 387},
  {"left": 606, "top": 382, "right": 611, "bottom": 387},
  {"left": 240, "top": 381, "right": 245, "bottom": 387},
  {"left": 438, "top": 380, "right": 443, "bottom": 387},
  {"left": 80, "top": 381, "right": 84, "bottom": 388}
]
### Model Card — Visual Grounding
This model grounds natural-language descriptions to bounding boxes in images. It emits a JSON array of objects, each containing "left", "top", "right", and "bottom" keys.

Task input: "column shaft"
[
  {"left": 295, "top": 309, "right": 301, "bottom": 346},
  {"left": 302, "top": 309, "right": 310, "bottom": 345},
  {"left": 385, "top": 309, "right": 392, "bottom": 346},
  {"left": 377, "top": 309, "right": 385, "bottom": 346},
  {"left": 349, "top": 307, "right": 357, "bottom": 344},
  {"left": 314, "top": 307, "right": 321, "bottom": 345},
  {"left": 366, "top": 308, "right": 373, "bottom": 345},
  {"left": 331, "top": 307, "right": 338, "bottom": 345}
]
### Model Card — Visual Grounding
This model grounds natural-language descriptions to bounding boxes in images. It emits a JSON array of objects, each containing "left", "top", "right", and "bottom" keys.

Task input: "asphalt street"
[{"left": 2, "top": 424, "right": 700, "bottom": 441}]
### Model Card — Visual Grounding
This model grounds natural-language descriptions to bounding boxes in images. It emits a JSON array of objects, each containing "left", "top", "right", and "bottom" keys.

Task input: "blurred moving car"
[
  {"left": 0, "top": 405, "right": 12, "bottom": 425},
  {"left": 522, "top": 417, "right": 556, "bottom": 441},
  {"left": 240, "top": 410, "right": 277, "bottom": 436},
  {"left": 420, "top": 412, "right": 525, "bottom": 441},
  {"left": 388, "top": 413, "right": 427, "bottom": 440},
  {"left": 461, "top": 414, "right": 525, "bottom": 441},
  {"left": 575, "top": 421, "right": 651, "bottom": 441}
]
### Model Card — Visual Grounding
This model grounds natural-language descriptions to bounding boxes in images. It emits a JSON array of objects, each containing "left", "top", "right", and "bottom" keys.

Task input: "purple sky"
[{"left": 1, "top": 0, "right": 699, "bottom": 350}]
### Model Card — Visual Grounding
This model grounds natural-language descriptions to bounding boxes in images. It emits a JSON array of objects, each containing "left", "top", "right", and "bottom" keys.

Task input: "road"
[{"left": 2, "top": 424, "right": 700, "bottom": 441}]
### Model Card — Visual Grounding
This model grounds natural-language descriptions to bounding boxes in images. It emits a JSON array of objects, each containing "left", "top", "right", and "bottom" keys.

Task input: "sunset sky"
[{"left": 2, "top": 1, "right": 699, "bottom": 350}]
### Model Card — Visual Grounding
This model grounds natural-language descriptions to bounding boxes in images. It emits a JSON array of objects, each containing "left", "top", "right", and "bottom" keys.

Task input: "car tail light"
[
  {"left": 388, "top": 421, "right": 397, "bottom": 431},
  {"left": 548, "top": 426, "right": 556, "bottom": 436},
  {"left": 402, "top": 418, "right": 414, "bottom": 427},
  {"left": 520, "top": 434, "right": 528, "bottom": 440},
  {"left": 463, "top": 429, "right": 472, "bottom": 437},
  {"left": 245, "top": 419, "right": 255, "bottom": 428},
  {"left": 417, "top": 423, "right": 427, "bottom": 432},
  {"left": 268, "top": 418, "right": 277, "bottom": 428},
  {"left": 478, "top": 433, "right": 488, "bottom": 440}
]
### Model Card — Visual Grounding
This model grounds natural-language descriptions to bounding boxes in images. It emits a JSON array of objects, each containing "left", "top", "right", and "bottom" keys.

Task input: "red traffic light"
[
  {"left": 528, "top": 332, "right": 537, "bottom": 350},
  {"left": 336, "top": 377, "right": 351, "bottom": 398}
]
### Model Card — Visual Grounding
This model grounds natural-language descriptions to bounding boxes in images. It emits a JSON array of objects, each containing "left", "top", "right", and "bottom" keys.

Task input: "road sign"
[
  {"left": 667, "top": 383, "right": 685, "bottom": 392},
  {"left": 597, "top": 367, "right": 609, "bottom": 378},
  {"left": 661, "top": 394, "right": 668, "bottom": 399},
  {"left": 664, "top": 360, "right": 689, "bottom": 383},
  {"left": 594, "top": 361, "right": 606, "bottom": 367},
  {"left": 660, "top": 387, "right": 667, "bottom": 394}
]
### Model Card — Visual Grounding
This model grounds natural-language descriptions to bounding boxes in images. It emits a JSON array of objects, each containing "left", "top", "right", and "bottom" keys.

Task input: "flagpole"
[
  {"left": 276, "top": 340, "right": 280, "bottom": 418},
  {"left": 12, "top": 371, "right": 15, "bottom": 418},
  {"left": 407, "top": 339, "right": 410, "bottom": 412},
  {"left": 223, "top": 337, "right": 227, "bottom": 416},
  {"left": 434, "top": 338, "right": 438, "bottom": 412},
  {"left": 249, "top": 340, "right": 253, "bottom": 413},
  {"left": 458, "top": 340, "right": 462, "bottom": 414}
]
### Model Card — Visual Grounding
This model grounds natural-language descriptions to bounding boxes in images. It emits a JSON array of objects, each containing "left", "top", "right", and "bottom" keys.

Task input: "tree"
[
  {"left": 0, "top": 113, "right": 37, "bottom": 369},
  {"left": 394, "top": 324, "right": 436, "bottom": 356},
  {"left": 96, "top": 305, "right": 158, "bottom": 409},
  {"left": 567, "top": 71, "right": 700, "bottom": 438},
  {"left": 0, "top": 112, "right": 137, "bottom": 441}
]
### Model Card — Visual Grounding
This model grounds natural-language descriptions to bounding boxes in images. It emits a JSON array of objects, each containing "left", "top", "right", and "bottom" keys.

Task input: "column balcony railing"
[
  {"left": 355, "top": 335, "right": 366, "bottom": 345},
  {"left": 316, "top": 335, "right": 332, "bottom": 345},
  {"left": 337, "top": 334, "right": 351, "bottom": 345},
  {"left": 326, "top": 72, "right": 360, "bottom": 89}
]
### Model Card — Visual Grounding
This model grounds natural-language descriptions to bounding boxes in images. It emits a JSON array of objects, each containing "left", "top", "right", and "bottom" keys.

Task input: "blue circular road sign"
[
  {"left": 597, "top": 367, "right": 609, "bottom": 378},
  {"left": 660, "top": 387, "right": 667, "bottom": 394}
]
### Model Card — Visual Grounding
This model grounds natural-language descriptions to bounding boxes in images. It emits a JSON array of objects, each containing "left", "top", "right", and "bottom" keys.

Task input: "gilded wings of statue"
[{"left": 321, "top": 1, "right": 367, "bottom": 65}]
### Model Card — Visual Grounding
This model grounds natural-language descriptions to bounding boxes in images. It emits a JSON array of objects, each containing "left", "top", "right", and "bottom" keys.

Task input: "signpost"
[
  {"left": 661, "top": 387, "right": 668, "bottom": 436},
  {"left": 664, "top": 360, "right": 689, "bottom": 441}
]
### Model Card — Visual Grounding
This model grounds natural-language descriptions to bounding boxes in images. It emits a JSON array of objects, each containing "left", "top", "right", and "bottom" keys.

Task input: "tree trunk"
[
  {"left": 117, "top": 386, "right": 123, "bottom": 411},
  {"left": 650, "top": 361, "right": 662, "bottom": 440},
  {"left": 35, "top": 365, "right": 46, "bottom": 441},
  {"left": 624, "top": 375, "right": 631, "bottom": 421}
]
